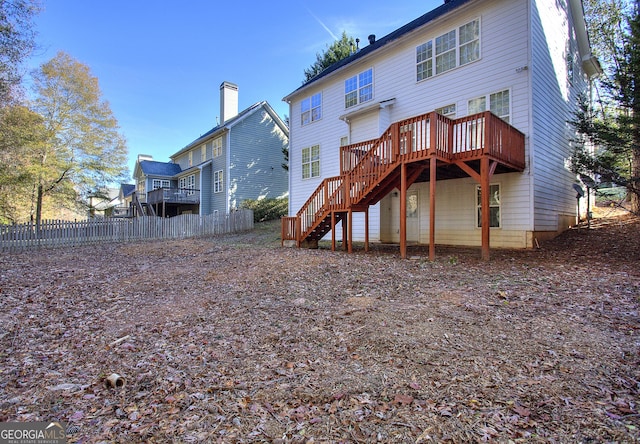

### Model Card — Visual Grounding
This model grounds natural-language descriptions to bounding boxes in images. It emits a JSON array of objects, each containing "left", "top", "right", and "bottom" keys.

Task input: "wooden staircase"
[
  {"left": 282, "top": 110, "right": 525, "bottom": 255},
  {"left": 131, "top": 192, "right": 156, "bottom": 217}
]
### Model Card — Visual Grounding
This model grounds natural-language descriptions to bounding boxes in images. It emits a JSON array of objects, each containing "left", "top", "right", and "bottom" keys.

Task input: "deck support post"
[
  {"left": 348, "top": 209, "right": 353, "bottom": 253},
  {"left": 342, "top": 213, "right": 347, "bottom": 251},
  {"left": 331, "top": 211, "right": 336, "bottom": 251},
  {"left": 429, "top": 156, "right": 436, "bottom": 261},
  {"left": 400, "top": 162, "right": 407, "bottom": 259},
  {"left": 481, "top": 156, "right": 490, "bottom": 261},
  {"left": 364, "top": 207, "right": 369, "bottom": 252}
]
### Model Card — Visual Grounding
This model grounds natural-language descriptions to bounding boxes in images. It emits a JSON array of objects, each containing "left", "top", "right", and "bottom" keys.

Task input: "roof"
[
  {"left": 120, "top": 183, "right": 135, "bottom": 197},
  {"left": 283, "top": 0, "right": 474, "bottom": 101},
  {"left": 138, "top": 160, "right": 182, "bottom": 177},
  {"left": 171, "top": 101, "right": 274, "bottom": 158}
]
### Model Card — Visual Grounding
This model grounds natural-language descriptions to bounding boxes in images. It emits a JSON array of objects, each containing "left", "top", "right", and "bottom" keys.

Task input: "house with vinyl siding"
[
  {"left": 281, "top": 0, "right": 600, "bottom": 259},
  {"left": 131, "top": 82, "right": 289, "bottom": 217}
]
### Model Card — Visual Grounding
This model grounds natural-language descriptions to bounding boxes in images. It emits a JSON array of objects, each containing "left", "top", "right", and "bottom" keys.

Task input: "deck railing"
[
  {"left": 283, "top": 111, "right": 525, "bottom": 244},
  {"left": 147, "top": 187, "right": 200, "bottom": 205}
]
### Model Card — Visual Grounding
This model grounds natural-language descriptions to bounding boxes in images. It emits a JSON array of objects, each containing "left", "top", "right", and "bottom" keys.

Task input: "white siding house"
[{"left": 282, "top": 0, "right": 600, "bottom": 259}]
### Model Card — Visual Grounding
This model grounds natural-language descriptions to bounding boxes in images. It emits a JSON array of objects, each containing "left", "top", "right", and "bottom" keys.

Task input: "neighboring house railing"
[
  {"left": 147, "top": 187, "right": 200, "bottom": 205},
  {"left": 0, "top": 211, "right": 253, "bottom": 252}
]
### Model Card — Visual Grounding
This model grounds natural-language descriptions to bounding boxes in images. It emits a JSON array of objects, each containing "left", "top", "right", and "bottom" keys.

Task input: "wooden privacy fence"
[{"left": 0, "top": 210, "right": 254, "bottom": 252}]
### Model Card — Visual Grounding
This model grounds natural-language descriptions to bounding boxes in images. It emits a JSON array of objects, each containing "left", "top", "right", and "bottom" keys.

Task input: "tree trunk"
[{"left": 36, "top": 183, "right": 43, "bottom": 236}]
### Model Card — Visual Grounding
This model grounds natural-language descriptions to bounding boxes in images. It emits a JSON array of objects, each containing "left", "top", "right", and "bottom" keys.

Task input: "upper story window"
[
  {"left": 301, "top": 93, "right": 322, "bottom": 125},
  {"left": 188, "top": 151, "right": 193, "bottom": 167},
  {"left": 213, "top": 137, "right": 222, "bottom": 157},
  {"left": 345, "top": 68, "right": 373, "bottom": 109},
  {"left": 302, "top": 145, "right": 320, "bottom": 179},
  {"left": 152, "top": 179, "right": 170, "bottom": 190},
  {"left": 468, "top": 89, "right": 510, "bottom": 123},
  {"left": 201, "top": 144, "right": 207, "bottom": 162},
  {"left": 417, "top": 19, "right": 480, "bottom": 81}
]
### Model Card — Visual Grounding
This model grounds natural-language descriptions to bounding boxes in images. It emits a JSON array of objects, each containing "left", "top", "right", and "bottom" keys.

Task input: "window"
[
  {"left": 301, "top": 93, "right": 322, "bottom": 125},
  {"left": 152, "top": 179, "right": 170, "bottom": 190},
  {"left": 188, "top": 151, "right": 193, "bottom": 167},
  {"left": 435, "top": 29, "right": 456, "bottom": 74},
  {"left": 214, "top": 170, "right": 223, "bottom": 193},
  {"left": 180, "top": 174, "right": 196, "bottom": 195},
  {"left": 201, "top": 144, "right": 207, "bottom": 162},
  {"left": 477, "top": 184, "right": 500, "bottom": 228},
  {"left": 213, "top": 137, "right": 222, "bottom": 157},
  {"left": 435, "top": 104, "right": 456, "bottom": 118},
  {"left": 459, "top": 20, "right": 480, "bottom": 66},
  {"left": 416, "top": 19, "right": 480, "bottom": 81},
  {"left": 345, "top": 68, "right": 373, "bottom": 108},
  {"left": 416, "top": 42, "right": 433, "bottom": 81},
  {"left": 302, "top": 145, "right": 320, "bottom": 179},
  {"left": 468, "top": 89, "right": 510, "bottom": 122}
]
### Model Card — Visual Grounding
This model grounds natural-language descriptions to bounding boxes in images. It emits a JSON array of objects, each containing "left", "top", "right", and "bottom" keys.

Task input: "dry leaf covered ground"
[{"left": 1, "top": 212, "right": 639, "bottom": 443}]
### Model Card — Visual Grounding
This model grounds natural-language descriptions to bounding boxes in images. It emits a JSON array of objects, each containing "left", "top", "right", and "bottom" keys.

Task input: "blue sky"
[{"left": 29, "top": 1, "right": 440, "bottom": 181}]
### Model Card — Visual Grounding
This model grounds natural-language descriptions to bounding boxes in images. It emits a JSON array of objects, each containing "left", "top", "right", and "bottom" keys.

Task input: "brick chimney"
[{"left": 219, "top": 81, "right": 238, "bottom": 124}]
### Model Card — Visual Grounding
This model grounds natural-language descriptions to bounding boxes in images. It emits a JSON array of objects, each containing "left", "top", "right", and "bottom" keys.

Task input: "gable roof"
[
  {"left": 171, "top": 100, "right": 287, "bottom": 159},
  {"left": 120, "top": 183, "right": 135, "bottom": 197},
  {"left": 138, "top": 160, "right": 182, "bottom": 177}
]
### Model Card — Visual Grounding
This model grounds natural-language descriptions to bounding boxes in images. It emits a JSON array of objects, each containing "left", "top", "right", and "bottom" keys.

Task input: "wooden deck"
[{"left": 282, "top": 111, "right": 525, "bottom": 260}]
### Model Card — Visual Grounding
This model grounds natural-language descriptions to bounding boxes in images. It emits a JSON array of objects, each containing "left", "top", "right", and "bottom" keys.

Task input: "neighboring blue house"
[{"left": 130, "top": 82, "right": 289, "bottom": 217}]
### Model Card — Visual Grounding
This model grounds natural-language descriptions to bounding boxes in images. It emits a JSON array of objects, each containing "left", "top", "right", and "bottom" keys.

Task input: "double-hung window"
[
  {"left": 301, "top": 93, "right": 322, "bottom": 125},
  {"left": 301, "top": 145, "right": 320, "bottom": 179},
  {"left": 214, "top": 170, "right": 223, "bottom": 193},
  {"left": 416, "top": 19, "right": 480, "bottom": 81},
  {"left": 212, "top": 137, "right": 222, "bottom": 157},
  {"left": 345, "top": 68, "right": 373, "bottom": 108},
  {"left": 477, "top": 184, "right": 501, "bottom": 228}
]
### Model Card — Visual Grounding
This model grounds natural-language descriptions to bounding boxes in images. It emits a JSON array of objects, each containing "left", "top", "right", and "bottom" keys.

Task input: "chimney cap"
[
  {"left": 368, "top": 34, "right": 376, "bottom": 45},
  {"left": 220, "top": 81, "right": 238, "bottom": 90}
]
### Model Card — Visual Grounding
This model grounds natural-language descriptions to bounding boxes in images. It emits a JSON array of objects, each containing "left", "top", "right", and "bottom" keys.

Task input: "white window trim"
[
  {"left": 416, "top": 18, "right": 481, "bottom": 82},
  {"left": 301, "top": 145, "right": 320, "bottom": 180},
  {"left": 468, "top": 88, "right": 511, "bottom": 123},
  {"left": 214, "top": 170, "right": 224, "bottom": 193},
  {"left": 476, "top": 183, "right": 501, "bottom": 228},
  {"left": 213, "top": 137, "right": 223, "bottom": 158},
  {"left": 345, "top": 68, "right": 374, "bottom": 109},
  {"left": 152, "top": 179, "right": 170, "bottom": 190},
  {"left": 301, "top": 92, "right": 322, "bottom": 126}
]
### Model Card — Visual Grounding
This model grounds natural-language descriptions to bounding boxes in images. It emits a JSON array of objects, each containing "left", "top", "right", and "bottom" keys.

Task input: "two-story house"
[
  {"left": 132, "top": 82, "right": 289, "bottom": 217},
  {"left": 282, "top": 0, "right": 600, "bottom": 260}
]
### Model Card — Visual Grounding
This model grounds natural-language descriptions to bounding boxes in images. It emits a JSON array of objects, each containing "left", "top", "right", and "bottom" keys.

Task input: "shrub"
[{"left": 240, "top": 197, "right": 288, "bottom": 222}]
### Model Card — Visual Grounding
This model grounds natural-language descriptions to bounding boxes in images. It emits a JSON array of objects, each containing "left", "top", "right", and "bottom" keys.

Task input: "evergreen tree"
[
  {"left": 304, "top": 32, "right": 357, "bottom": 82},
  {"left": 571, "top": 0, "right": 640, "bottom": 213}
]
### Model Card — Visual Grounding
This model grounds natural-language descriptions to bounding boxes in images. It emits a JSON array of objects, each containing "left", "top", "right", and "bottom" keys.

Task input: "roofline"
[
  {"left": 170, "top": 100, "right": 286, "bottom": 159},
  {"left": 282, "top": 0, "right": 474, "bottom": 103}
]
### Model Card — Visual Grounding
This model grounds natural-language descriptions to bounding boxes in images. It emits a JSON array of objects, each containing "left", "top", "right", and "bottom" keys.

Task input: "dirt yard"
[{"left": 1, "top": 212, "right": 639, "bottom": 443}]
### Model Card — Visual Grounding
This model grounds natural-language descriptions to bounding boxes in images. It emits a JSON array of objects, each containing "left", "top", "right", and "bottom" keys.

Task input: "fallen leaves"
[{"left": 0, "top": 216, "right": 638, "bottom": 442}]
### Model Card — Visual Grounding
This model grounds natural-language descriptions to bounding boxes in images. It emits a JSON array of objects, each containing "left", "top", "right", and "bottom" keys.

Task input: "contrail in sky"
[{"left": 305, "top": 6, "right": 339, "bottom": 41}]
